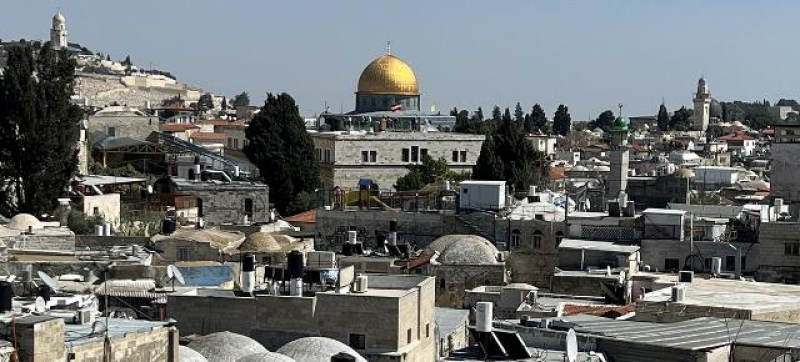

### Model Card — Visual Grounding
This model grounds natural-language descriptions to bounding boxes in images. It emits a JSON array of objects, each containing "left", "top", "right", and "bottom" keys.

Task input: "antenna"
[
  {"left": 37, "top": 271, "right": 59, "bottom": 292},
  {"left": 618, "top": 102, "right": 624, "bottom": 117},
  {"left": 166, "top": 265, "right": 185, "bottom": 291},
  {"left": 566, "top": 329, "right": 578, "bottom": 362}
]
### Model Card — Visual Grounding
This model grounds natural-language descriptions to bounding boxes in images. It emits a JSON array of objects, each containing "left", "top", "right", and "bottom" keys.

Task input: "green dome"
[{"left": 612, "top": 116, "right": 629, "bottom": 131}]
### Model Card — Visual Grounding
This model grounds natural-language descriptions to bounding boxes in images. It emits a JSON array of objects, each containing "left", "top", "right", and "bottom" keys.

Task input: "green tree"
[
  {"left": 452, "top": 108, "right": 475, "bottom": 134},
  {"left": 0, "top": 43, "right": 82, "bottom": 215},
  {"left": 553, "top": 104, "right": 571, "bottom": 136},
  {"left": 589, "top": 110, "right": 615, "bottom": 133},
  {"left": 670, "top": 106, "right": 693, "bottom": 131},
  {"left": 526, "top": 104, "right": 547, "bottom": 133},
  {"left": 232, "top": 91, "right": 250, "bottom": 107},
  {"left": 474, "top": 114, "right": 548, "bottom": 190},
  {"left": 197, "top": 93, "right": 214, "bottom": 111},
  {"left": 657, "top": 103, "right": 670, "bottom": 131},
  {"left": 221, "top": 97, "right": 228, "bottom": 111},
  {"left": 244, "top": 93, "right": 319, "bottom": 214},
  {"left": 123, "top": 55, "right": 131, "bottom": 66},
  {"left": 514, "top": 102, "right": 525, "bottom": 123}
]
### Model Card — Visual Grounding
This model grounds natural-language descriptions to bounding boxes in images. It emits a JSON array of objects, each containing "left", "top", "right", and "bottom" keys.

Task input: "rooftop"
[{"left": 558, "top": 239, "right": 639, "bottom": 254}]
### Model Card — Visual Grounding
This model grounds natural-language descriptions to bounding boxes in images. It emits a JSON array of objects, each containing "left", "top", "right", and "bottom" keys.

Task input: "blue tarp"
[{"left": 176, "top": 265, "right": 234, "bottom": 287}]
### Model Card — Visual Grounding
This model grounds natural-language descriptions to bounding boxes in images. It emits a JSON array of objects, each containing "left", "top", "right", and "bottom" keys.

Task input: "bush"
[{"left": 67, "top": 210, "right": 103, "bottom": 235}]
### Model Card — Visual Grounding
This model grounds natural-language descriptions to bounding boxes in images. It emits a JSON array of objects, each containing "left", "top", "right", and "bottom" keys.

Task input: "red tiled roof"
[
  {"left": 161, "top": 123, "right": 200, "bottom": 132},
  {"left": 200, "top": 119, "right": 247, "bottom": 127},
  {"left": 718, "top": 132, "right": 755, "bottom": 141},
  {"left": 284, "top": 209, "right": 316, "bottom": 223},
  {"left": 562, "top": 303, "right": 635, "bottom": 317},
  {"left": 189, "top": 132, "right": 227, "bottom": 141}
]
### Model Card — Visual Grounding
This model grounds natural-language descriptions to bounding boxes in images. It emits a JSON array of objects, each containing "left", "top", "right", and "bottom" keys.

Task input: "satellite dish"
[
  {"left": 566, "top": 329, "right": 578, "bottom": 362},
  {"left": 34, "top": 297, "right": 46, "bottom": 313},
  {"left": 37, "top": 271, "right": 59, "bottom": 292},
  {"left": 91, "top": 321, "right": 107, "bottom": 335},
  {"left": 166, "top": 265, "right": 185, "bottom": 290}
]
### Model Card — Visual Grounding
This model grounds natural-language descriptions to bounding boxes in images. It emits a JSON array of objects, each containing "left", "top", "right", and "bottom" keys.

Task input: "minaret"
[
  {"left": 608, "top": 103, "right": 630, "bottom": 200},
  {"left": 50, "top": 10, "right": 68, "bottom": 50},
  {"left": 693, "top": 77, "right": 711, "bottom": 132}
]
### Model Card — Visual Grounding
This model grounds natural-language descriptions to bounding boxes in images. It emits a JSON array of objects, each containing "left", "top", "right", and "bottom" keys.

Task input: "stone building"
[
  {"left": 87, "top": 106, "right": 159, "bottom": 141},
  {"left": 311, "top": 131, "right": 484, "bottom": 190},
  {"left": 755, "top": 222, "right": 800, "bottom": 283},
  {"left": 167, "top": 274, "right": 436, "bottom": 362},
  {"left": 150, "top": 228, "right": 245, "bottom": 264},
  {"left": 0, "top": 213, "right": 75, "bottom": 252},
  {"left": 3, "top": 316, "right": 176, "bottom": 362},
  {"left": 152, "top": 177, "right": 269, "bottom": 225},
  {"left": 505, "top": 217, "right": 565, "bottom": 288},
  {"left": 769, "top": 115, "right": 800, "bottom": 215}
]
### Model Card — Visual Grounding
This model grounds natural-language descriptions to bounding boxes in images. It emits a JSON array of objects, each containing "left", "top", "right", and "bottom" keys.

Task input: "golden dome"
[{"left": 357, "top": 54, "right": 419, "bottom": 96}]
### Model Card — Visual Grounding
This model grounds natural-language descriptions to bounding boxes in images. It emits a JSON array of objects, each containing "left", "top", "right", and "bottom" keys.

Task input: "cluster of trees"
[
  {"left": 232, "top": 92, "right": 250, "bottom": 107},
  {"left": 395, "top": 155, "right": 470, "bottom": 191},
  {"left": 451, "top": 103, "right": 571, "bottom": 136},
  {"left": 0, "top": 43, "right": 82, "bottom": 215},
  {"left": 244, "top": 93, "right": 319, "bottom": 215},
  {"left": 720, "top": 100, "right": 775, "bottom": 130},
  {"left": 656, "top": 104, "right": 693, "bottom": 132}
]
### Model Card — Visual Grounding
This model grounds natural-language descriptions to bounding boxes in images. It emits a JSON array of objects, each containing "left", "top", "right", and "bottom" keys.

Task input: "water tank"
[
  {"left": 0, "top": 282, "right": 12, "bottom": 312},
  {"left": 331, "top": 352, "right": 356, "bottom": 362},
  {"left": 161, "top": 219, "right": 176, "bottom": 235},
  {"left": 711, "top": 257, "right": 722, "bottom": 275},
  {"left": 103, "top": 223, "right": 112, "bottom": 237},
  {"left": 348, "top": 231, "right": 357, "bottom": 244},
  {"left": 95, "top": 225, "right": 104, "bottom": 236},
  {"left": 289, "top": 277, "right": 303, "bottom": 297},
  {"left": 671, "top": 285, "right": 685, "bottom": 302},
  {"left": 475, "top": 302, "right": 493, "bottom": 332},
  {"left": 287, "top": 251, "right": 304, "bottom": 279},
  {"left": 679, "top": 270, "right": 694, "bottom": 283},
  {"left": 607, "top": 201, "right": 620, "bottom": 217}
]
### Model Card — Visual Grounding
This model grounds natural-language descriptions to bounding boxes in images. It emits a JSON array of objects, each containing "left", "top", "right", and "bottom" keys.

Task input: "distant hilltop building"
[{"left": 50, "top": 10, "right": 68, "bottom": 49}]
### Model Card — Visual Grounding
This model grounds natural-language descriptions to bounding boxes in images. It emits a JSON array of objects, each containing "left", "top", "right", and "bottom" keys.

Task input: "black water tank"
[
  {"left": 161, "top": 219, "right": 176, "bottom": 235},
  {"left": 242, "top": 254, "right": 256, "bottom": 272},
  {"left": 287, "top": 251, "right": 304, "bottom": 279},
  {"left": 331, "top": 352, "right": 356, "bottom": 362},
  {"left": 679, "top": 270, "right": 694, "bottom": 283},
  {"left": 389, "top": 219, "right": 398, "bottom": 232},
  {"left": 0, "top": 282, "right": 12, "bottom": 312}
]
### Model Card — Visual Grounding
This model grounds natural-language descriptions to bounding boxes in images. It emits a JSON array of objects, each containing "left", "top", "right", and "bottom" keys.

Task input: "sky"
[{"left": 2, "top": 1, "right": 798, "bottom": 120}]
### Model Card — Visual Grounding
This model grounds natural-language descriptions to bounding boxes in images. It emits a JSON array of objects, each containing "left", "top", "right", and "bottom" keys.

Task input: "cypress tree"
[
  {"left": 553, "top": 104, "right": 572, "bottom": 136},
  {"left": 657, "top": 103, "right": 670, "bottom": 131},
  {"left": 0, "top": 43, "right": 82, "bottom": 215},
  {"left": 527, "top": 104, "right": 547, "bottom": 133},
  {"left": 244, "top": 93, "right": 319, "bottom": 214}
]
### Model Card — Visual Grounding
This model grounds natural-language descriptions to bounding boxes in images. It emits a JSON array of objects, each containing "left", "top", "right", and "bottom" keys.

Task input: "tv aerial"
[{"left": 166, "top": 265, "right": 185, "bottom": 291}]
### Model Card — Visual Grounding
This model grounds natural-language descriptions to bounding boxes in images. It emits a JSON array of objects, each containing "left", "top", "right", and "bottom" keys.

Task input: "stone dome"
[
  {"left": 7, "top": 214, "right": 43, "bottom": 231},
  {"left": 276, "top": 337, "right": 367, "bottom": 362},
  {"left": 357, "top": 54, "right": 419, "bottom": 96},
  {"left": 428, "top": 235, "right": 499, "bottom": 265},
  {"left": 180, "top": 346, "right": 209, "bottom": 362},
  {"left": 188, "top": 332, "right": 268, "bottom": 362},
  {"left": 239, "top": 232, "right": 282, "bottom": 253},
  {"left": 237, "top": 352, "right": 296, "bottom": 362},
  {"left": 53, "top": 11, "right": 65, "bottom": 24}
]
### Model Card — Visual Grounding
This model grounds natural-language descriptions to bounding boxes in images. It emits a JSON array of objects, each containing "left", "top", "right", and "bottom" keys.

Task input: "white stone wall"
[{"left": 82, "top": 193, "right": 121, "bottom": 226}]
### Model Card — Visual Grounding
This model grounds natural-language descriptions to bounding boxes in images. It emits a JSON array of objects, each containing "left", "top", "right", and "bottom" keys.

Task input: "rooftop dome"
[
  {"left": 180, "top": 346, "right": 209, "bottom": 362},
  {"left": 237, "top": 352, "right": 296, "bottom": 362},
  {"left": 357, "top": 54, "right": 419, "bottom": 96},
  {"left": 612, "top": 116, "right": 629, "bottom": 131},
  {"left": 53, "top": 11, "right": 65, "bottom": 23},
  {"left": 427, "top": 235, "right": 499, "bottom": 265},
  {"left": 239, "top": 232, "right": 282, "bottom": 253},
  {"left": 188, "top": 332, "right": 268, "bottom": 362},
  {"left": 276, "top": 337, "right": 367, "bottom": 362},
  {"left": 7, "top": 214, "right": 43, "bottom": 231}
]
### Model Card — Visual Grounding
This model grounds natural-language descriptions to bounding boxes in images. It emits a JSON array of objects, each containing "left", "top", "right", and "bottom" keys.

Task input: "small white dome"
[
  {"left": 188, "top": 332, "right": 268, "bottom": 362},
  {"left": 7, "top": 214, "right": 43, "bottom": 231},
  {"left": 237, "top": 352, "right": 296, "bottom": 362},
  {"left": 276, "top": 337, "right": 366, "bottom": 362},
  {"left": 53, "top": 11, "right": 65, "bottom": 23}
]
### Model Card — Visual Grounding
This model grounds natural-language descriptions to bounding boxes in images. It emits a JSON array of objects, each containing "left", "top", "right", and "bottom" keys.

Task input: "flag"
[{"left": 390, "top": 103, "right": 402, "bottom": 112}]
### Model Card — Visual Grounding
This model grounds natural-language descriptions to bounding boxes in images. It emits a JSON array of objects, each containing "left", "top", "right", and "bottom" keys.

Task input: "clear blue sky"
[{"left": 2, "top": 1, "right": 797, "bottom": 119}]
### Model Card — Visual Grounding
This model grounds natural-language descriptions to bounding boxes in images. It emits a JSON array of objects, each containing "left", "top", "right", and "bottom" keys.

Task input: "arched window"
[
  {"left": 439, "top": 278, "right": 446, "bottom": 290},
  {"left": 196, "top": 198, "right": 204, "bottom": 218},
  {"left": 533, "top": 230, "right": 543, "bottom": 249},
  {"left": 510, "top": 229, "right": 521, "bottom": 248},
  {"left": 187, "top": 168, "right": 196, "bottom": 181},
  {"left": 244, "top": 198, "right": 254, "bottom": 217},
  {"left": 555, "top": 231, "right": 565, "bottom": 245}
]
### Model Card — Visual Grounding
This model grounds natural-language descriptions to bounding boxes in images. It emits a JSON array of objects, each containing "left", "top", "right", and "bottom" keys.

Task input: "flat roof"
[
  {"left": 560, "top": 314, "right": 800, "bottom": 351},
  {"left": 641, "top": 208, "right": 687, "bottom": 216},
  {"left": 65, "top": 318, "right": 168, "bottom": 346},
  {"left": 459, "top": 180, "right": 506, "bottom": 186},
  {"left": 78, "top": 175, "right": 147, "bottom": 186},
  {"left": 641, "top": 275, "right": 800, "bottom": 314}
]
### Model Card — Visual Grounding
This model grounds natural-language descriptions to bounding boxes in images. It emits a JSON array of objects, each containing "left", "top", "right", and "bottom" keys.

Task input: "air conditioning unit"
[
  {"left": 352, "top": 275, "right": 369, "bottom": 293},
  {"left": 75, "top": 308, "right": 95, "bottom": 325}
]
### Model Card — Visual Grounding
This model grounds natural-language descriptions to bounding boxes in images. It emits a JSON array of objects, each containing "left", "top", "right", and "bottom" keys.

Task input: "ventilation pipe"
[
  {"left": 241, "top": 254, "right": 256, "bottom": 293},
  {"left": 193, "top": 156, "right": 201, "bottom": 181},
  {"left": 388, "top": 219, "right": 398, "bottom": 246},
  {"left": 103, "top": 223, "right": 112, "bottom": 237}
]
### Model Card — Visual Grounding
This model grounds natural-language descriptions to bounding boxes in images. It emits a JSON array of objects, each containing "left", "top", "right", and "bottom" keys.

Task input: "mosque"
[{"left": 318, "top": 45, "right": 456, "bottom": 132}]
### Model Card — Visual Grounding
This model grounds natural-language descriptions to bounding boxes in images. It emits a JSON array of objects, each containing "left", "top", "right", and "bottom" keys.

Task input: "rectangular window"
[
  {"left": 361, "top": 151, "right": 369, "bottom": 162},
  {"left": 452, "top": 151, "right": 459, "bottom": 162},
  {"left": 234, "top": 139, "right": 239, "bottom": 149},
  {"left": 107, "top": 127, "right": 116, "bottom": 137},
  {"left": 420, "top": 148, "right": 428, "bottom": 160},
  {"left": 786, "top": 242, "right": 800, "bottom": 256},
  {"left": 228, "top": 138, "right": 233, "bottom": 148},
  {"left": 407, "top": 328, "right": 412, "bottom": 344},
  {"left": 402, "top": 148, "right": 410, "bottom": 162},
  {"left": 460, "top": 150, "right": 467, "bottom": 163},
  {"left": 178, "top": 247, "right": 189, "bottom": 261},
  {"left": 349, "top": 334, "right": 365, "bottom": 350},
  {"left": 370, "top": 151, "right": 377, "bottom": 162},
  {"left": 411, "top": 146, "right": 419, "bottom": 162},
  {"left": 425, "top": 323, "right": 430, "bottom": 338},
  {"left": 704, "top": 258, "right": 712, "bottom": 270},
  {"left": 664, "top": 258, "right": 680, "bottom": 272}
]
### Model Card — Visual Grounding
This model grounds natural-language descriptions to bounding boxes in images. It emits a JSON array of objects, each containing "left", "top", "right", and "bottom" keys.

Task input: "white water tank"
[
  {"left": 103, "top": 223, "right": 112, "bottom": 236},
  {"left": 95, "top": 225, "right": 104, "bottom": 236},
  {"left": 348, "top": 231, "right": 357, "bottom": 244},
  {"left": 711, "top": 257, "right": 722, "bottom": 276},
  {"left": 353, "top": 275, "right": 369, "bottom": 293},
  {"left": 671, "top": 285, "right": 685, "bottom": 302},
  {"left": 475, "top": 302, "right": 493, "bottom": 332},
  {"left": 289, "top": 278, "right": 303, "bottom": 297}
]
